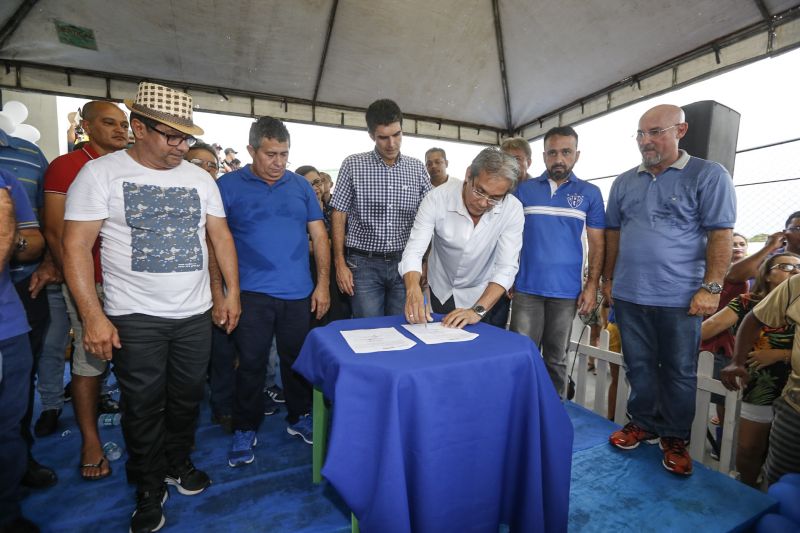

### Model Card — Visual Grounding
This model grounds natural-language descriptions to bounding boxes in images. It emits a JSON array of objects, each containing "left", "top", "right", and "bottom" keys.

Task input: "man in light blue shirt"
[{"left": 603, "top": 104, "right": 736, "bottom": 476}]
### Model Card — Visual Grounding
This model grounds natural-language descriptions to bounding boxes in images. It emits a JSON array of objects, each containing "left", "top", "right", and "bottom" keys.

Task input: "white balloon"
[
  {"left": 0, "top": 112, "right": 14, "bottom": 134},
  {"left": 12, "top": 123, "right": 40, "bottom": 144},
  {"left": 2, "top": 101, "right": 28, "bottom": 125}
]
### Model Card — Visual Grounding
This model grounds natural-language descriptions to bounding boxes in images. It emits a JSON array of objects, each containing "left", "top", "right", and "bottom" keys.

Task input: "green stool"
[{"left": 312, "top": 386, "right": 359, "bottom": 533}]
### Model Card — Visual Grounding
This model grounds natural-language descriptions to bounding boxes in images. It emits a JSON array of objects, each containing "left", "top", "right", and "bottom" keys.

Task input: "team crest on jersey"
[{"left": 567, "top": 193, "right": 584, "bottom": 208}]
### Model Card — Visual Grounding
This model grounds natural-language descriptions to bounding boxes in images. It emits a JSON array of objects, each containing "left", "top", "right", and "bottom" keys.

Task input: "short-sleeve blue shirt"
[
  {"left": 605, "top": 152, "right": 736, "bottom": 307},
  {"left": 217, "top": 165, "right": 323, "bottom": 300},
  {"left": 0, "top": 129, "right": 48, "bottom": 282},
  {"left": 513, "top": 171, "right": 606, "bottom": 299},
  {"left": 0, "top": 171, "right": 32, "bottom": 340}
]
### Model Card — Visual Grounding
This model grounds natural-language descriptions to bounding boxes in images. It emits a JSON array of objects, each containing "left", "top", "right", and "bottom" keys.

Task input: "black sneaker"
[
  {"left": 130, "top": 485, "right": 167, "bottom": 533},
  {"left": 34, "top": 409, "right": 61, "bottom": 437},
  {"left": 98, "top": 393, "right": 120, "bottom": 414},
  {"left": 266, "top": 385, "right": 285, "bottom": 404},
  {"left": 264, "top": 394, "right": 279, "bottom": 416},
  {"left": 165, "top": 460, "right": 211, "bottom": 496}
]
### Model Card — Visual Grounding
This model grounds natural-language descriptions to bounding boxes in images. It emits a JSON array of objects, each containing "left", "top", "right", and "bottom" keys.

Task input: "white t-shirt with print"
[{"left": 65, "top": 150, "right": 225, "bottom": 318}]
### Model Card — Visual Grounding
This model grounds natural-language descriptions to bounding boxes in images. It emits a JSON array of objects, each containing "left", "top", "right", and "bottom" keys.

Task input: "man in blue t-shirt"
[
  {"left": 510, "top": 126, "right": 605, "bottom": 397},
  {"left": 0, "top": 172, "right": 40, "bottom": 532},
  {"left": 603, "top": 104, "right": 736, "bottom": 476},
  {"left": 216, "top": 117, "right": 330, "bottom": 467}
]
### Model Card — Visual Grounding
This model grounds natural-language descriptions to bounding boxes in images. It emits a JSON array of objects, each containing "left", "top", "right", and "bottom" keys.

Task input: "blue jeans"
[
  {"left": 614, "top": 299, "right": 700, "bottom": 440},
  {"left": 37, "top": 284, "right": 70, "bottom": 410},
  {"left": 0, "top": 334, "right": 33, "bottom": 525},
  {"left": 346, "top": 252, "right": 405, "bottom": 318}
]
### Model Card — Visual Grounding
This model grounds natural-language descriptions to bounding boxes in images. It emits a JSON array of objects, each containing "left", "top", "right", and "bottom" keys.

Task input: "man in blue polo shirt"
[
  {"left": 510, "top": 126, "right": 605, "bottom": 397},
  {"left": 217, "top": 116, "right": 330, "bottom": 467},
  {"left": 603, "top": 104, "right": 736, "bottom": 476},
  {"left": 0, "top": 172, "right": 40, "bottom": 532}
]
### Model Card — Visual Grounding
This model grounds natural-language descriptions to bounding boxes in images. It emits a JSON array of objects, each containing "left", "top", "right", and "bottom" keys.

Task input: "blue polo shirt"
[
  {"left": 0, "top": 172, "right": 32, "bottom": 340},
  {"left": 605, "top": 153, "right": 736, "bottom": 307},
  {"left": 513, "top": 171, "right": 605, "bottom": 299},
  {"left": 217, "top": 165, "right": 323, "bottom": 300},
  {"left": 0, "top": 128, "right": 48, "bottom": 282}
]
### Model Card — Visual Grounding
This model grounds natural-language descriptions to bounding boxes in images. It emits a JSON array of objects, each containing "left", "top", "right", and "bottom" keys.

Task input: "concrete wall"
[{"left": 1, "top": 89, "right": 60, "bottom": 162}]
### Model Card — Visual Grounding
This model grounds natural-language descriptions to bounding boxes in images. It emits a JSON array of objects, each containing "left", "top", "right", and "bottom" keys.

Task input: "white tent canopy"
[{"left": 1, "top": 0, "right": 799, "bottom": 144}]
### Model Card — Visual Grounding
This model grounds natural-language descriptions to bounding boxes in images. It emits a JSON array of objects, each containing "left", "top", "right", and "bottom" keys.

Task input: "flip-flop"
[{"left": 80, "top": 456, "right": 111, "bottom": 481}]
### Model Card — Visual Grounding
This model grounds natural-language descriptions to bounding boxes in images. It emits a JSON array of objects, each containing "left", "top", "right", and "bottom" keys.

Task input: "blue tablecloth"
[{"left": 293, "top": 315, "right": 573, "bottom": 533}]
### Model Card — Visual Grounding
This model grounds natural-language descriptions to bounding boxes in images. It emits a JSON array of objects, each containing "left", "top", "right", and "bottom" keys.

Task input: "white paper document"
[
  {"left": 340, "top": 327, "right": 417, "bottom": 354},
  {"left": 402, "top": 322, "right": 479, "bottom": 344}
]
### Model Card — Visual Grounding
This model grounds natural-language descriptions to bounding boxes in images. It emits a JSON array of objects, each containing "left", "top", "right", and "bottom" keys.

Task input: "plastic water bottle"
[
  {"left": 99, "top": 413, "right": 121, "bottom": 426},
  {"left": 103, "top": 441, "right": 122, "bottom": 461}
]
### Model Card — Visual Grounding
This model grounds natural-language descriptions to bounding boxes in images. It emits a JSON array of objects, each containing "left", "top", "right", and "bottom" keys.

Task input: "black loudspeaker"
[{"left": 680, "top": 100, "right": 741, "bottom": 176}]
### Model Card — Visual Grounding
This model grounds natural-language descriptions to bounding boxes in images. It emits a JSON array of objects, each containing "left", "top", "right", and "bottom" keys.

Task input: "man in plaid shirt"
[{"left": 330, "top": 99, "right": 431, "bottom": 318}]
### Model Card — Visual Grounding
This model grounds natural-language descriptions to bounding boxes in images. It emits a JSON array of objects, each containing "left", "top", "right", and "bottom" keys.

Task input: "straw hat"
[{"left": 125, "top": 82, "right": 203, "bottom": 136}]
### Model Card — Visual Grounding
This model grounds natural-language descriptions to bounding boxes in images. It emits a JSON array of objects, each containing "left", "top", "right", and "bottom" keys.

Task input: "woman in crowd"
[
  {"left": 296, "top": 165, "right": 350, "bottom": 324},
  {"left": 701, "top": 252, "right": 799, "bottom": 486}
]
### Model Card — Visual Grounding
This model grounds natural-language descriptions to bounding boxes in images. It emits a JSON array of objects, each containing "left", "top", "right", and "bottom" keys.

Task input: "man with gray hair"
[{"left": 400, "top": 147, "right": 524, "bottom": 328}]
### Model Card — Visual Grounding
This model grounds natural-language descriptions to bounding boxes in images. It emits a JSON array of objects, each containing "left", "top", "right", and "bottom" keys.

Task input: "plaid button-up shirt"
[{"left": 331, "top": 149, "right": 431, "bottom": 253}]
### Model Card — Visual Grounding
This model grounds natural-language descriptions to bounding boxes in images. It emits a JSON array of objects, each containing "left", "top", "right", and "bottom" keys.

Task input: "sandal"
[{"left": 80, "top": 456, "right": 111, "bottom": 481}]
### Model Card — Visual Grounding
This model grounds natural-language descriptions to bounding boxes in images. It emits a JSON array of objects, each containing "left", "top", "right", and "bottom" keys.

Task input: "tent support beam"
[
  {"left": 752, "top": 0, "right": 772, "bottom": 22},
  {"left": 0, "top": 0, "right": 39, "bottom": 50},
  {"left": 312, "top": 0, "right": 340, "bottom": 120},
  {"left": 491, "top": 0, "right": 513, "bottom": 135}
]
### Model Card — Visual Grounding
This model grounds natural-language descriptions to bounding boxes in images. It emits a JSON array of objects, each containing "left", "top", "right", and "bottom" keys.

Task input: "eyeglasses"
[
  {"left": 189, "top": 159, "right": 218, "bottom": 171},
  {"left": 470, "top": 186, "right": 504, "bottom": 206},
  {"left": 634, "top": 124, "right": 680, "bottom": 140},
  {"left": 144, "top": 122, "right": 197, "bottom": 147},
  {"left": 785, "top": 226, "right": 800, "bottom": 233},
  {"left": 770, "top": 263, "right": 800, "bottom": 273}
]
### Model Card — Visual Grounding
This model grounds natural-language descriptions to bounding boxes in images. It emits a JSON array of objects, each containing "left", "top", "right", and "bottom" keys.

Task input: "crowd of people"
[{"left": 0, "top": 81, "right": 798, "bottom": 533}]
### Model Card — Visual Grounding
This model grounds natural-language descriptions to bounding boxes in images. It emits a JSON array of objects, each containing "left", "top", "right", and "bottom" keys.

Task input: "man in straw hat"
[{"left": 63, "top": 82, "right": 240, "bottom": 533}]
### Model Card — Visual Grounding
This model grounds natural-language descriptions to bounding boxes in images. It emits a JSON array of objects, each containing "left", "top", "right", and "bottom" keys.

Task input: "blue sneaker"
[
  {"left": 227, "top": 430, "right": 257, "bottom": 467},
  {"left": 287, "top": 415, "right": 313, "bottom": 445}
]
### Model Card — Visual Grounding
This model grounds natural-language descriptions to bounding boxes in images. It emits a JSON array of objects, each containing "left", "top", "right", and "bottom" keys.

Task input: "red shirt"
[{"left": 44, "top": 145, "right": 104, "bottom": 283}]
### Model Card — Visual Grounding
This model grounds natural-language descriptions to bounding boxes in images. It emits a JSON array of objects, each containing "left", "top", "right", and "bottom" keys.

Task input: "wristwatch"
[
  {"left": 471, "top": 305, "right": 487, "bottom": 318},
  {"left": 701, "top": 281, "right": 723, "bottom": 295},
  {"left": 15, "top": 236, "right": 28, "bottom": 252}
]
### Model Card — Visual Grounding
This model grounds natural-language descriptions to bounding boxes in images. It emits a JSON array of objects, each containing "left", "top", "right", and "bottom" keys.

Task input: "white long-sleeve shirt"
[{"left": 399, "top": 178, "right": 524, "bottom": 308}]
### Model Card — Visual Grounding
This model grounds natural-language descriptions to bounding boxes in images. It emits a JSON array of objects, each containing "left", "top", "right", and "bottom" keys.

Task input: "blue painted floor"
[{"left": 22, "top": 389, "right": 776, "bottom": 532}]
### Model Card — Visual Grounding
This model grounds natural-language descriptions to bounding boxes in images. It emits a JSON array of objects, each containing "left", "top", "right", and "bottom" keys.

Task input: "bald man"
[
  {"left": 602, "top": 104, "right": 736, "bottom": 476},
  {"left": 42, "top": 101, "right": 129, "bottom": 480}
]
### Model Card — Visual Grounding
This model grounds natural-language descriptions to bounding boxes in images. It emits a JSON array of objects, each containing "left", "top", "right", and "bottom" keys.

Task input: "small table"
[{"left": 294, "top": 315, "right": 573, "bottom": 533}]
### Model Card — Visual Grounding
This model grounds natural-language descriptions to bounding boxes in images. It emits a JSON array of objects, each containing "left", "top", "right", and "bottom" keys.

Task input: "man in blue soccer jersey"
[{"left": 510, "top": 126, "right": 605, "bottom": 397}]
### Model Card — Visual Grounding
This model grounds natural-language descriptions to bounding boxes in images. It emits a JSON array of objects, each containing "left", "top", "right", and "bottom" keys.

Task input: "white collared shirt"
[{"left": 399, "top": 178, "right": 524, "bottom": 308}]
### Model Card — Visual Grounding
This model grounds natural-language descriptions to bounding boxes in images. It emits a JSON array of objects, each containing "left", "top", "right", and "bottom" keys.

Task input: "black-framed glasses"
[
  {"left": 785, "top": 226, "right": 800, "bottom": 233},
  {"left": 634, "top": 124, "right": 680, "bottom": 140},
  {"left": 189, "top": 158, "right": 218, "bottom": 171},
  {"left": 770, "top": 263, "right": 800, "bottom": 273},
  {"left": 470, "top": 186, "right": 504, "bottom": 206},
  {"left": 143, "top": 120, "right": 196, "bottom": 147}
]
